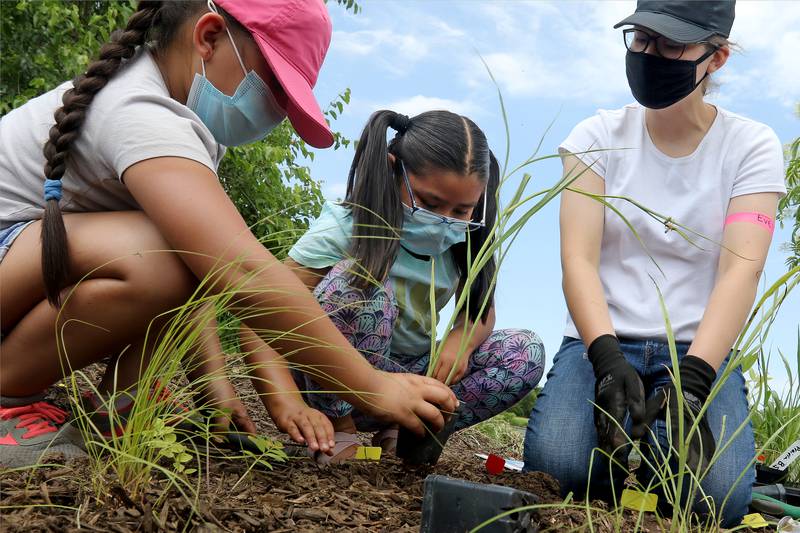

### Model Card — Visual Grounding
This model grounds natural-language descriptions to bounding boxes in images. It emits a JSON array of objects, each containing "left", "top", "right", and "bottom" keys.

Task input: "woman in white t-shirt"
[
  {"left": 0, "top": 0, "right": 456, "bottom": 468},
  {"left": 524, "top": 0, "right": 785, "bottom": 526}
]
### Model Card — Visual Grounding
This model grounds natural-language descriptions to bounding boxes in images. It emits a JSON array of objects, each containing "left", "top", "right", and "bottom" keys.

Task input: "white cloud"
[
  {"left": 768, "top": 32, "right": 800, "bottom": 105},
  {"left": 329, "top": 1, "right": 799, "bottom": 110},
  {"left": 332, "top": 29, "right": 428, "bottom": 59},
  {"left": 331, "top": 26, "right": 429, "bottom": 77},
  {"left": 689, "top": 2, "right": 800, "bottom": 108},
  {"left": 381, "top": 94, "right": 481, "bottom": 117},
  {"left": 715, "top": 1, "right": 800, "bottom": 107},
  {"left": 461, "top": 0, "right": 800, "bottom": 108},
  {"left": 329, "top": 5, "right": 466, "bottom": 77},
  {"left": 729, "top": 1, "right": 800, "bottom": 50},
  {"left": 460, "top": 1, "right": 634, "bottom": 106}
]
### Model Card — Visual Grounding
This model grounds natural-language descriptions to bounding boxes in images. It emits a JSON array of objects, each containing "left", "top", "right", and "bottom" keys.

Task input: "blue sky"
[{"left": 305, "top": 1, "right": 800, "bottom": 387}]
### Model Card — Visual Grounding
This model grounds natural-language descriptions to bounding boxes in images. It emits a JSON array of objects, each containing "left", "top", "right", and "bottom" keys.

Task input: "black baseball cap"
[{"left": 614, "top": 0, "right": 736, "bottom": 44}]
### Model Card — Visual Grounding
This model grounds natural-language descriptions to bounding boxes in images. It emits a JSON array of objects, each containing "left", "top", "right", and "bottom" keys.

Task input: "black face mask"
[{"left": 625, "top": 48, "right": 717, "bottom": 109}]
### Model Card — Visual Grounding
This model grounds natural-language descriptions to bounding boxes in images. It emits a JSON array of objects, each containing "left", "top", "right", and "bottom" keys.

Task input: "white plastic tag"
[{"left": 770, "top": 439, "right": 800, "bottom": 471}]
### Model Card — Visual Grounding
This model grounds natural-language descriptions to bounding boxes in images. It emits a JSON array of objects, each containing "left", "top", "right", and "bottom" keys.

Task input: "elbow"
[
  {"left": 720, "top": 263, "right": 765, "bottom": 287},
  {"left": 716, "top": 265, "right": 763, "bottom": 304},
  {"left": 561, "top": 254, "right": 597, "bottom": 288}
]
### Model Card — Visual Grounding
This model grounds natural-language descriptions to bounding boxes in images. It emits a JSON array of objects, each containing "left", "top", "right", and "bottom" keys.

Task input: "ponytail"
[
  {"left": 344, "top": 110, "right": 408, "bottom": 291},
  {"left": 40, "top": 1, "right": 162, "bottom": 306}
]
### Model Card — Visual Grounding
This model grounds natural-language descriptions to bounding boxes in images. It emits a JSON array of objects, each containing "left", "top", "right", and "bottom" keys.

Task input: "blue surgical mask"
[
  {"left": 401, "top": 204, "right": 467, "bottom": 256},
  {"left": 186, "top": 4, "right": 285, "bottom": 146}
]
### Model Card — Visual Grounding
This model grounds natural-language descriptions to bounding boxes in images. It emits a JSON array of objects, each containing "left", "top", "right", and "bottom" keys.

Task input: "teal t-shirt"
[{"left": 289, "top": 201, "right": 460, "bottom": 356}]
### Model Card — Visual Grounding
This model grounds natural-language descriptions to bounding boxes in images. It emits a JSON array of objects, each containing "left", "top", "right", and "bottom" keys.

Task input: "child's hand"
[
  {"left": 197, "top": 375, "right": 257, "bottom": 434},
  {"left": 431, "top": 347, "right": 469, "bottom": 384},
  {"left": 210, "top": 396, "right": 257, "bottom": 435},
  {"left": 364, "top": 372, "right": 458, "bottom": 436},
  {"left": 269, "top": 399, "right": 335, "bottom": 455}
]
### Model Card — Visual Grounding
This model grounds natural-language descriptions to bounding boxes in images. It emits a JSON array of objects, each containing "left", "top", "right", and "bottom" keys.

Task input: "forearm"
[
  {"left": 562, "top": 258, "right": 615, "bottom": 346},
  {"left": 215, "top": 257, "right": 378, "bottom": 406},
  {"left": 689, "top": 267, "right": 761, "bottom": 370},
  {"left": 239, "top": 325, "right": 307, "bottom": 410},
  {"left": 689, "top": 193, "right": 778, "bottom": 370},
  {"left": 184, "top": 308, "right": 238, "bottom": 406},
  {"left": 123, "top": 160, "right": 378, "bottom": 408}
]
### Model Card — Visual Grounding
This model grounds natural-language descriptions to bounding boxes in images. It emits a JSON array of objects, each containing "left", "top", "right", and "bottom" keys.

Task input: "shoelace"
[{"left": 0, "top": 401, "right": 67, "bottom": 439}]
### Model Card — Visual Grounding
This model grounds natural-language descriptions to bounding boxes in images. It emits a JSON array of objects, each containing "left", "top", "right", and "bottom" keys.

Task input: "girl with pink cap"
[{"left": 0, "top": 0, "right": 456, "bottom": 468}]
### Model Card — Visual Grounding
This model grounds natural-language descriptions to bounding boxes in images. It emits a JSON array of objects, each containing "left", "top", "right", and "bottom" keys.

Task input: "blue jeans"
[
  {"left": 0, "top": 221, "right": 33, "bottom": 264},
  {"left": 524, "top": 337, "right": 755, "bottom": 528}
]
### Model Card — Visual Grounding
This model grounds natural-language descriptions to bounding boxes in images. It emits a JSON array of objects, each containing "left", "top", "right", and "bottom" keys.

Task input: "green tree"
[
  {"left": 0, "top": 0, "right": 138, "bottom": 113},
  {"left": 218, "top": 89, "right": 352, "bottom": 257},
  {"left": 1, "top": 0, "right": 358, "bottom": 254}
]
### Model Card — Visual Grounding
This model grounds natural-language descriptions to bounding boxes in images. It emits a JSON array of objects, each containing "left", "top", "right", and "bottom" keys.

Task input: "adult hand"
[
  {"left": 588, "top": 334, "right": 646, "bottom": 456},
  {"left": 642, "top": 355, "right": 717, "bottom": 472}
]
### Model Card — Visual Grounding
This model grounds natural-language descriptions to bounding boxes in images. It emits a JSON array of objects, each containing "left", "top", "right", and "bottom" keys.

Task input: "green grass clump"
[{"left": 750, "top": 330, "right": 800, "bottom": 484}]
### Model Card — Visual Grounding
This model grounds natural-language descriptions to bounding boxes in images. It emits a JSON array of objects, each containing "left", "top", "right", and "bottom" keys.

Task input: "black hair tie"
[{"left": 390, "top": 113, "right": 411, "bottom": 134}]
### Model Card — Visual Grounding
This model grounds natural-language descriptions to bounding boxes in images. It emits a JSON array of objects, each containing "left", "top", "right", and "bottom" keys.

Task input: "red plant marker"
[
  {"left": 486, "top": 454, "right": 505, "bottom": 475},
  {"left": 757, "top": 454, "right": 766, "bottom": 463}
]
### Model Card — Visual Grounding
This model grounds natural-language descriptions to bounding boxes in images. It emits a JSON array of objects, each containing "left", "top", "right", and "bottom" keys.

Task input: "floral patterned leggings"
[{"left": 294, "top": 261, "right": 546, "bottom": 430}]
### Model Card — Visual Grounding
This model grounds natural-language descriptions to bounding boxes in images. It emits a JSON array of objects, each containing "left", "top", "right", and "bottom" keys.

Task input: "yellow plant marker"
[
  {"left": 620, "top": 489, "right": 658, "bottom": 513},
  {"left": 354, "top": 446, "right": 382, "bottom": 461},
  {"left": 741, "top": 513, "right": 769, "bottom": 529}
]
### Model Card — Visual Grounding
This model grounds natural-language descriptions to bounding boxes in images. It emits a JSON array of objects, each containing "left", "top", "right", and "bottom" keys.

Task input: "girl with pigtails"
[
  {"left": 286, "top": 110, "right": 546, "bottom": 463},
  {"left": 0, "top": 0, "right": 458, "bottom": 468}
]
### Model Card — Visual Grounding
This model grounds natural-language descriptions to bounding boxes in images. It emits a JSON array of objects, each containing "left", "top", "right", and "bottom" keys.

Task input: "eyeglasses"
[
  {"left": 623, "top": 29, "right": 719, "bottom": 60},
  {"left": 399, "top": 160, "right": 488, "bottom": 232}
]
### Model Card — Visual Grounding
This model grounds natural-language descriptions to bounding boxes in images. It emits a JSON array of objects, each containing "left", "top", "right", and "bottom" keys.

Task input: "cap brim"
[
  {"left": 254, "top": 34, "right": 334, "bottom": 149},
  {"left": 613, "top": 12, "right": 714, "bottom": 43}
]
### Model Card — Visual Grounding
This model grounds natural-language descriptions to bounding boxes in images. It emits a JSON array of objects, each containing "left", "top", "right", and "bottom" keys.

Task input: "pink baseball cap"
[{"left": 215, "top": 0, "right": 334, "bottom": 148}]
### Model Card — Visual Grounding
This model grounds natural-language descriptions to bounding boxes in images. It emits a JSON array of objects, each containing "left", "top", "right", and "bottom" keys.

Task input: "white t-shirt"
[
  {"left": 560, "top": 103, "right": 786, "bottom": 342},
  {"left": 0, "top": 47, "right": 225, "bottom": 229}
]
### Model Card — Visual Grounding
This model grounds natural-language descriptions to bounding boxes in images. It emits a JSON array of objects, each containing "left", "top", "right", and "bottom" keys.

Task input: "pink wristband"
[{"left": 724, "top": 212, "right": 775, "bottom": 234}]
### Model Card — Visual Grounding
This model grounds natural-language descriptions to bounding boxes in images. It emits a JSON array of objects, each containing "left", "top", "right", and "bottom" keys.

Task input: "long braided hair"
[{"left": 40, "top": 0, "right": 244, "bottom": 306}]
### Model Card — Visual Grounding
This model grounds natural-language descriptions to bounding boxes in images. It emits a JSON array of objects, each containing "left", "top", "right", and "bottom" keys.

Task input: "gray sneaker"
[{"left": 0, "top": 398, "right": 87, "bottom": 468}]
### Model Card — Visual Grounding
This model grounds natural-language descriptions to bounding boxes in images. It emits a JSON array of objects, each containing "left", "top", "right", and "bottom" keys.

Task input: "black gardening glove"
[
  {"left": 588, "top": 335, "right": 647, "bottom": 457},
  {"left": 642, "top": 355, "right": 717, "bottom": 472}
]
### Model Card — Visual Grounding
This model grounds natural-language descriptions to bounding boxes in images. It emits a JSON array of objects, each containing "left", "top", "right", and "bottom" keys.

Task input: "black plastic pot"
[
  {"left": 396, "top": 404, "right": 463, "bottom": 466},
  {"left": 420, "top": 475, "right": 539, "bottom": 533},
  {"left": 756, "top": 464, "right": 790, "bottom": 485}
]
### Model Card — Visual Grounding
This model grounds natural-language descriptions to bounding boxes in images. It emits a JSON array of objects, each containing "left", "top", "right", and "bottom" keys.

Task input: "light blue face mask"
[
  {"left": 401, "top": 204, "right": 467, "bottom": 256},
  {"left": 186, "top": 2, "right": 286, "bottom": 146},
  {"left": 397, "top": 159, "right": 484, "bottom": 256}
]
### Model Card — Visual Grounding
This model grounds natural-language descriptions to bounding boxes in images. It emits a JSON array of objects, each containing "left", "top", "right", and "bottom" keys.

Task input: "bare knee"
[
  {"left": 102, "top": 215, "right": 196, "bottom": 311},
  {"left": 120, "top": 251, "right": 196, "bottom": 311},
  {"left": 2, "top": 212, "right": 198, "bottom": 329}
]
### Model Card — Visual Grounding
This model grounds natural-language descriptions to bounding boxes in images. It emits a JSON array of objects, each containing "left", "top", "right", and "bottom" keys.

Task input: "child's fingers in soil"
[
  {"left": 310, "top": 411, "right": 336, "bottom": 450},
  {"left": 284, "top": 420, "right": 308, "bottom": 446},
  {"left": 233, "top": 411, "right": 257, "bottom": 434},
  {"left": 297, "top": 417, "right": 324, "bottom": 452}
]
